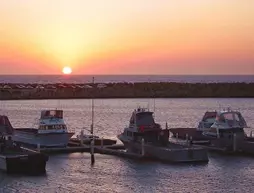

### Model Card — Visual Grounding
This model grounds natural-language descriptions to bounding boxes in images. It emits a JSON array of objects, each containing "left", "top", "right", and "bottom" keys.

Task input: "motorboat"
[
  {"left": 117, "top": 107, "right": 208, "bottom": 163},
  {"left": 12, "top": 110, "right": 75, "bottom": 147},
  {"left": 192, "top": 109, "right": 254, "bottom": 154}
]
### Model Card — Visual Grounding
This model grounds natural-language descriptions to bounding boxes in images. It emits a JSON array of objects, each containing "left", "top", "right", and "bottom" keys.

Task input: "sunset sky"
[{"left": 0, "top": 0, "right": 253, "bottom": 75}]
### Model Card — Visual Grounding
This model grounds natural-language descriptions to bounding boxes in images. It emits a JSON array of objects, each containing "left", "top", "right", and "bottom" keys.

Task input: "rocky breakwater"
[{"left": 0, "top": 82, "right": 254, "bottom": 100}]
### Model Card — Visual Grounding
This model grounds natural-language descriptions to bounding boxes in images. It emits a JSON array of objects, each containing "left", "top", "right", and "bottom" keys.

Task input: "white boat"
[
  {"left": 203, "top": 108, "right": 248, "bottom": 138},
  {"left": 12, "top": 110, "right": 75, "bottom": 147},
  {"left": 192, "top": 108, "right": 254, "bottom": 153}
]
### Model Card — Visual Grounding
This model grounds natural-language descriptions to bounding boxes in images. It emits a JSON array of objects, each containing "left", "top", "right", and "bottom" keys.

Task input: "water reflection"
[{"left": 0, "top": 98, "right": 254, "bottom": 192}]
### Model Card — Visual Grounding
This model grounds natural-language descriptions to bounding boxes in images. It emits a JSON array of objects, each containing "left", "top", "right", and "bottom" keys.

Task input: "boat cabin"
[
  {"left": 197, "top": 111, "right": 217, "bottom": 130},
  {"left": 122, "top": 108, "right": 169, "bottom": 145},
  {"left": 38, "top": 110, "right": 68, "bottom": 134},
  {"left": 128, "top": 108, "right": 160, "bottom": 131}
]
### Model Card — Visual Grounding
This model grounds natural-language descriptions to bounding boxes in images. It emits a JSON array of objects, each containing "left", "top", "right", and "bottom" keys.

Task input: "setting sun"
[{"left": 62, "top": 66, "right": 72, "bottom": 75}]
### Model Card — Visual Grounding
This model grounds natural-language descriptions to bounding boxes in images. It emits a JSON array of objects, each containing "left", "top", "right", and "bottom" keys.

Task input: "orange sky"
[{"left": 0, "top": 0, "right": 253, "bottom": 75}]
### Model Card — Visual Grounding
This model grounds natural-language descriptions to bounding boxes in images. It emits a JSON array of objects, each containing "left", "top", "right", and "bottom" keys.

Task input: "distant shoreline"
[
  {"left": 0, "top": 74, "right": 253, "bottom": 84},
  {"left": 0, "top": 82, "right": 254, "bottom": 100}
]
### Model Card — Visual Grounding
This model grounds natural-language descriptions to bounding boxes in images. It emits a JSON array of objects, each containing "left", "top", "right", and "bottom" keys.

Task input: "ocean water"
[
  {"left": 0, "top": 75, "right": 253, "bottom": 84},
  {"left": 0, "top": 98, "right": 254, "bottom": 193}
]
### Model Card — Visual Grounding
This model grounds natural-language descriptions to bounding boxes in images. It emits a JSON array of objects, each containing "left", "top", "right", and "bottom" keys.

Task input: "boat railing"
[
  {"left": 68, "top": 127, "right": 76, "bottom": 133},
  {"left": 169, "top": 136, "right": 191, "bottom": 146},
  {"left": 73, "top": 125, "right": 104, "bottom": 135},
  {"left": 245, "top": 127, "right": 254, "bottom": 138}
]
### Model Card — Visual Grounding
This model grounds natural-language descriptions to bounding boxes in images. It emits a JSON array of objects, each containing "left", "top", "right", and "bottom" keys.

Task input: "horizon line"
[{"left": 0, "top": 74, "right": 253, "bottom": 76}]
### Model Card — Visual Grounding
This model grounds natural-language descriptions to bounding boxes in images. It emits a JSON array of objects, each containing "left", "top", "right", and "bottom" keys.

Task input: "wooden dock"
[
  {"left": 37, "top": 144, "right": 143, "bottom": 160},
  {"left": 95, "top": 148, "right": 143, "bottom": 159},
  {"left": 39, "top": 144, "right": 125, "bottom": 154}
]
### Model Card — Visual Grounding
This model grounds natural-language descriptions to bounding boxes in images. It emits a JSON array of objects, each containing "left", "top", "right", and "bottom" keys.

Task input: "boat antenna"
[
  {"left": 153, "top": 91, "right": 156, "bottom": 117},
  {"left": 148, "top": 78, "right": 151, "bottom": 111}
]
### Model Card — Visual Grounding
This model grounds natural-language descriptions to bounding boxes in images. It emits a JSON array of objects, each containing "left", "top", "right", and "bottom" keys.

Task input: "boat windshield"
[
  {"left": 39, "top": 125, "right": 67, "bottom": 130},
  {"left": 202, "top": 112, "right": 217, "bottom": 122},
  {"left": 217, "top": 112, "right": 247, "bottom": 127},
  {"left": 136, "top": 112, "right": 155, "bottom": 126}
]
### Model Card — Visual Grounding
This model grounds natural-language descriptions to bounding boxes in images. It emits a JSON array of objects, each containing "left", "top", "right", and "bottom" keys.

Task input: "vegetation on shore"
[{"left": 0, "top": 82, "right": 254, "bottom": 100}]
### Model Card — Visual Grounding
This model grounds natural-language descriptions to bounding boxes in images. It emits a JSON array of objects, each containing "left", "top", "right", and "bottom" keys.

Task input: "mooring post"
[
  {"left": 37, "top": 143, "right": 40, "bottom": 152},
  {"left": 250, "top": 131, "right": 252, "bottom": 138},
  {"left": 176, "top": 133, "right": 179, "bottom": 143},
  {"left": 141, "top": 138, "right": 145, "bottom": 156},
  {"left": 80, "top": 130, "right": 84, "bottom": 146},
  {"left": 101, "top": 137, "right": 104, "bottom": 148},
  {"left": 233, "top": 133, "right": 237, "bottom": 152},
  {"left": 216, "top": 128, "right": 220, "bottom": 139},
  {"left": 190, "top": 136, "right": 193, "bottom": 146},
  {"left": 91, "top": 137, "right": 95, "bottom": 164},
  {"left": 186, "top": 134, "right": 189, "bottom": 144}
]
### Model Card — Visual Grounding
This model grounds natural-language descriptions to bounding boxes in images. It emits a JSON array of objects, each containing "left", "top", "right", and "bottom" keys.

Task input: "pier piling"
[
  {"left": 80, "top": 130, "right": 84, "bottom": 146},
  {"left": 233, "top": 133, "right": 237, "bottom": 152},
  {"left": 141, "top": 138, "right": 145, "bottom": 156},
  {"left": 101, "top": 137, "right": 104, "bottom": 148},
  {"left": 217, "top": 128, "right": 220, "bottom": 138},
  {"left": 190, "top": 136, "right": 193, "bottom": 146},
  {"left": 37, "top": 144, "right": 40, "bottom": 152},
  {"left": 91, "top": 138, "right": 95, "bottom": 165}
]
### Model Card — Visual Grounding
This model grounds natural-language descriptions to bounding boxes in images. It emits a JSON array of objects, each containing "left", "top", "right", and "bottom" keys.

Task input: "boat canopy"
[
  {"left": 202, "top": 111, "right": 217, "bottom": 122},
  {"left": 0, "top": 115, "right": 14, "bottom": 135},
  {"left": 212, "top": 111, "right": 247, "bottom": 129},
  {"left": 40, "top": 110, "right": 63, "bottom": 119}
]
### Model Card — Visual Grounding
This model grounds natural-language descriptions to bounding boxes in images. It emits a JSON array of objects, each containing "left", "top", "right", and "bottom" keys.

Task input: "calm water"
[
  {"left": 0, "top": 75, "right": 253, "bottom": 84},
  {"left": 0, "top": 98, "right": 254, "bottom": 193}
]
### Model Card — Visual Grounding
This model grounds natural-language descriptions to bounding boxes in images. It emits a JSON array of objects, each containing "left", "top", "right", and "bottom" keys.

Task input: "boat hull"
[
  {"left": 118, "top": 136, "right": 208, "bottom": 163},
  {"left": 12, "top": 130, "right": 74, "bottom": 147},
  {"left": 0, "top": 149, "right": 48, "bottom": 175}
]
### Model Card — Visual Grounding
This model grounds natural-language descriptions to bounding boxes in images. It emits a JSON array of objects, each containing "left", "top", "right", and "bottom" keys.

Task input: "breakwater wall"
[{"left": 0, "top": 82, "right": 254, "bottom": 100}]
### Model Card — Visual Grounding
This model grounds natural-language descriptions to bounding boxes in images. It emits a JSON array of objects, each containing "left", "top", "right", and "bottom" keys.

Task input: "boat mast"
[
  {"left": 90, "top": 76, "right": 95, "bottom": 165},
  {"left": 91, "top": 77, "right": 95, "bottom": 136}
]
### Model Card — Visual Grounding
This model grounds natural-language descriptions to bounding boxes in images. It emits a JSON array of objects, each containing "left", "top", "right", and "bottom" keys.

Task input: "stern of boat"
[{"left": 6, "top": 153, "right": 48, "bottom": 175}]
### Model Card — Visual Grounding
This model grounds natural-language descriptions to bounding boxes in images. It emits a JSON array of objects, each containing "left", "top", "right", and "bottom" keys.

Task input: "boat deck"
[
  {"left": 14, "top": 128, "right": 38, "bottom": 134},
  {"left": 0, "top": 147, "right": 38, "bottom": 156}
]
